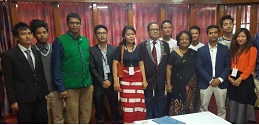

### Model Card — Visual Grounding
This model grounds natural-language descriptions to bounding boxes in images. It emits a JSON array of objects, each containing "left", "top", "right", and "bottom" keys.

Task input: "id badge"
[
  {"left": 104, "top": 65, "right": 110, "bottom": 73},
  {"left": 231, "top": 68, "right": 238, "bottom": 77},
  {"left": 129, "top": 67, "right": 135, "bottom": 75}
]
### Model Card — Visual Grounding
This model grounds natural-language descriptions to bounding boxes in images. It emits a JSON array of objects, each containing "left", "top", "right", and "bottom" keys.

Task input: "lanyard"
[
  {"left": 125, "top": 45, "right": 134, "bottom": 66},
  {"left": 99, "top": 46, "right": 108, "bottom": 65}
]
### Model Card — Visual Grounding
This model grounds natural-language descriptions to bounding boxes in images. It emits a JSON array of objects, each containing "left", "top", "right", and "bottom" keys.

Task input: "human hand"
[
  {"left": 210, "top": 78, "right": 220, "bottom": 87},
  {"left": 102, "top": 80, "right": 111, "bottom": 88},
  {"left": 142, "top": 80, "right": 148, "bottom": 90},
  {"left": 114, "top": 82, "right": 122, "bottom": 92},
  {"left": 166, "top": 83, "right": 173, "bottom": 93},
  {"left": 60, "top": 91, "right": 68, "bottom": 98},
  {"left": 11, "top": 102, "right": 18, "bottom": 112}
]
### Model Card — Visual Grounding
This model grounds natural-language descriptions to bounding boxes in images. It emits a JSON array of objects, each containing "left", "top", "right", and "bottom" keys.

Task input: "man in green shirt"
[{"left": 52, "top": 13, "right": 93, "bottom": 124}]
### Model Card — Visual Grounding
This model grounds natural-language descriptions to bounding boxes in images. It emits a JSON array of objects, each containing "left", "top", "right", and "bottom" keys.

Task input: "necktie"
[
  {"left": 25, "top": 50, "right": 34, "bottom": 70},
  {"left": 152, "top": 41, "right": 158, "bottom": 68}
]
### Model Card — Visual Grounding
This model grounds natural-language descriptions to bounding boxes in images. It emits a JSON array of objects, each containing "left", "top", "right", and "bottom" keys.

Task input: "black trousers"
[
  {"left": 17, "top": 99, "right": 47, "bottom": 124},
  {"left": 93, "top": 86, "right": 120, "bottom": 124}
]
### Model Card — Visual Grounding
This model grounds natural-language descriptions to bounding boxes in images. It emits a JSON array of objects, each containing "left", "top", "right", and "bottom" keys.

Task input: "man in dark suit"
[
  {"left": 196, "top": 25, "right": 230, "bottom": 119},
  {"left": 138, "top": 22, "right": 170, "bottom": 119},
  {"left": 1, "top": 22, "right": 49, "bottom": 123},
  {"left": 90, "top": 25, "right": 120, "bottom": 123}
]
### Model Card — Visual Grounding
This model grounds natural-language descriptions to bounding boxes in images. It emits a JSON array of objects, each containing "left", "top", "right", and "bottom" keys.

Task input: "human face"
[
  {"left": 179, "top": 33, "right": 190, "bottom": 49},
  {"left": 236, "top": 31, "right": 247, "bottom": 46},
  {"left": 207, "top": 28, "right": 219, "bottom": 42},
  {"left": 222, "top": 19, "right": 233, "bottom": 33},
  {"left": 124, "top": 29, "right": 135, "bottom": 44},
  {"left": 67, "top": 17, "right": 81, "bottom": 35},
  {"left": 16, "top": 28, "right": 32, "bottom": 48},
  {"left": 161, "top": 22, "right": 172, "bottom": 36},
  {"left": 190, "top": 29, "right": 199, "bottom": 42},
  {"left": 148, "top": 24, "right": 160, "bottom": 40},
  {"left": 96, "top": 28, "right": 108, "bottom": 43},
  {"left": 34, "top": 27, "right": 49, "bottom": 44}
]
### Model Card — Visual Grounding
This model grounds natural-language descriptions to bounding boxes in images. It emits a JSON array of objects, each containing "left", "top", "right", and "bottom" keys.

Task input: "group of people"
[{"left": 0, "top": 12, "right": 258, "bottom": 124}]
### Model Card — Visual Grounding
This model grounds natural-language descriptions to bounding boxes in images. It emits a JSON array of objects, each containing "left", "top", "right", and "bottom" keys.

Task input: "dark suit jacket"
[
  {"left": 196, "top": 43, "right": 231, "bottom": 89},
  {"left": 138, "top": 39, "right": 170, "bottom": 90},
  {"left": 89, "top": 44, "right": 115, "bottom": 90},
  {"left": 1, "top": 46, "right": 49, "bottom": 104}
]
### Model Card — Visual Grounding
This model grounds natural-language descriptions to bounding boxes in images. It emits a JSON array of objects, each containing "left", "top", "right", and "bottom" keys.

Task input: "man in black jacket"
[
  {"left": 138, "top": 22, "right": 170, "bottom": 119},
  {"left": 1, "top": 22, "right": 49, "bottom": 123},
  {"left": 90, "top": 25, "right": 120, "bottom": 124}
]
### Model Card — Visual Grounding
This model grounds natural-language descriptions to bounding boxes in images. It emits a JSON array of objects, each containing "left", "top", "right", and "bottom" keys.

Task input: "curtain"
[
  {"left": 226, "top": 5, "right": 237, "bottom": 32},
  {"left": 241, "top": 5, "right": 251, "bottom": 30},
  {"left": 97, "top": 3, "right": 128, "bottom": 46},
  {"left": 193, "top": 4, "right": 216, "bottom": 44},
  {"left": 0, "top": 1, "right": 13, "bottom": 117},
  {"left": 0, "top": 2, "right": 13, "bottom": 53},
  {"left": 133, "top": 4, "right": 160, "bottom": 44},
  {"left": 58, "top": 2, "right": 95, "bottom": 46},
  {"left": 165, "top": 4, "right": 189, "bottom": 40},
  {"left": 17, "top": 2, "right": 55, "bottom": 44},
  {"left": 257, "top": 5, "right": 259, "bottom": 33}
]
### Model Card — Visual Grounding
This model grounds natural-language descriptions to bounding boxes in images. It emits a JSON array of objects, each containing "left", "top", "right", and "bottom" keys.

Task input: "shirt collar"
[
  {"left": 208, "top": 43, "right": 218, "bottom": 49},
  {"left": 67, "top": 32, "right": 80, "bottom": 40},
  {"left": 18, "top": 44, "right": 32, "bottom": 52},
  {"left": 98, "top": 44, "right": 107, "bottom": 51},
  {"left": 149, "top": 39, "right": 160, "bottom": 45}
]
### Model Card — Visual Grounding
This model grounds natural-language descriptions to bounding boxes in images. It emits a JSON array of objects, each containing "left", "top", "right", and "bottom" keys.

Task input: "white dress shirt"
[
  {"left": 208, "top": 43, "right": 223, "bottom": 83},
  {"left": 18, "top": 44, "right": 35, "bottom": 69}
]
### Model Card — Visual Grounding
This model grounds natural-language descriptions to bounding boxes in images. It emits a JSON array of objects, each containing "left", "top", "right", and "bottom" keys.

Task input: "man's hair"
[
  {"left": 12, "top": 22, "right": 30, "bottom": 37},
  {"left": 206, "top": 25, "right": 220, "bottom": 35},
  {"left": 94, "top": 25, "right": 108, "bottom": 35},
  {"left": 30, "top": 19, "right": 48, "bottom": 35},
  {"left": 66, "top": 13, "right": 81, "bottom": 23},
  {"left": 147, "top": 22, "right": 159, "bottom": 31},
  {"left": 160, "top": 20, "right": 172, "bottom": 29},
  {"left": 189, "top": 25, "right": 200, "bottom": 34},
  {"left": 219, "top": 15, "right": 234, "bottom": 28}
]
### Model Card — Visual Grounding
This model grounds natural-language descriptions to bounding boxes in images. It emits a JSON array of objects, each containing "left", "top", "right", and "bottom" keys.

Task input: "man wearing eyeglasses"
[
  {"left": 138, "top": 22, "right": 170, "bottom": 119},
  {"left": 52, "top": 13, "right": 93, "bottom": 124},
  {"left": 89, "top": 25, "right": 120, "bottom": 124}
]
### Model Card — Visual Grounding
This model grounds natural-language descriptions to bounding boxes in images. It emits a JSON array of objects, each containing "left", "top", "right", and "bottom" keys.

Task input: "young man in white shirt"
[
  {"left": 159, "top": 20, "right": 178, "bottom": 52},
  {"left": 218, "top": 15, "right": 234, "bottom": 48},
  {"left": 189, "top": 25, "right": 204, "bottom": 51}
]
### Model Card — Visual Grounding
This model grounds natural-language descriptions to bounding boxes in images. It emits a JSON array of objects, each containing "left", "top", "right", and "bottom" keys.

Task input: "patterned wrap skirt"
[{"left": 120, "top": 67, "right": 146, "bottom": 123}]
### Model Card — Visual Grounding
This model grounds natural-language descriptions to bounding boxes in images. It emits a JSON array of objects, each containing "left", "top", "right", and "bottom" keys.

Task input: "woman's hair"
[
  {"left": 119, "top": 25, "right": 136, "bottom": 45},
  {"left": 176, "top": 30, "right": 192, "bottom": 46},
  {"left": 229, "top": 28, "right": 252, "bottom": 60}
]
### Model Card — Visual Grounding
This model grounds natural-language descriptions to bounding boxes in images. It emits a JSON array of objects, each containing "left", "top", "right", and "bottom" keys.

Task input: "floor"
[{"left": 4, "top": 95, "right": 259, "bottom": 124}]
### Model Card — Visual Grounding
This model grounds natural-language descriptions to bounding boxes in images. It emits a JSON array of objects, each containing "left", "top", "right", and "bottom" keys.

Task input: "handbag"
[{"left": 117, "top": 45, "right": 125, "bottom": 77}]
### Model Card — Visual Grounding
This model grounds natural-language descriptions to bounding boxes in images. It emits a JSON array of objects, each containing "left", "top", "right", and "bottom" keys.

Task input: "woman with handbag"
[
  {"left": 113, "top": 25, "right": 147, "bottom": 123},
  {"left": 228, "top": 28, "right": 257, "bottom": 123}
]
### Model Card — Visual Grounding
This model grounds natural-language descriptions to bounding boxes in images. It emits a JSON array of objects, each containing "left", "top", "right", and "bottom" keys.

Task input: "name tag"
[
  {"left": 104, "top": 65, "right": 110, "bottom": 73},
  {"left": 231, "top": 68, "right": 238, "bottom": 77},
  {"left": 129, "top": 67, "right": 135, "bottom": 75}
]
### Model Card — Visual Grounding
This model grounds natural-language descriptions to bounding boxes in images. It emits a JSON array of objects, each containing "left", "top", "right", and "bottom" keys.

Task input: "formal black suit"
[
  {"left": 138, "top": 39, "right": 170, "bottom": 119},
  {"left": 89, "top": 44, "right": 120, "bottom": 123},
  {"left": 1, "top": 45, "right": 48, "bottom": 123}
]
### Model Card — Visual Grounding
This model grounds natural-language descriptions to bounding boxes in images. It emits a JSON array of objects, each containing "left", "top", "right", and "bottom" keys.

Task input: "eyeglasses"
[
  {"left": 149, "top": 28, "right": 159, "bottom": 32},
  {"left": 96, "top": 32, "right": 107, "bottom": 36},
  {"left": 68, "top": 22, "right": 80, "bottom": 25}
]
